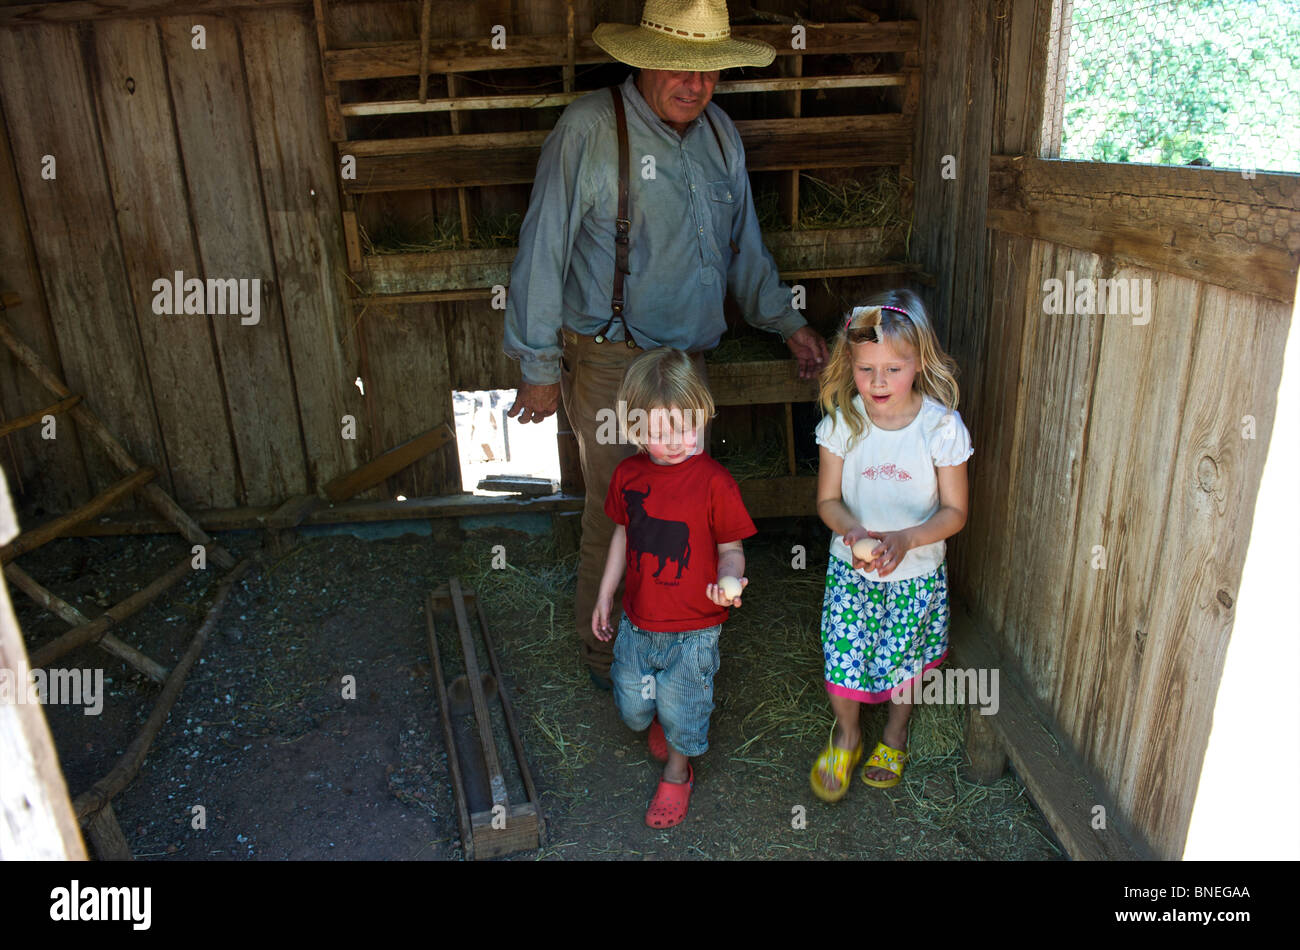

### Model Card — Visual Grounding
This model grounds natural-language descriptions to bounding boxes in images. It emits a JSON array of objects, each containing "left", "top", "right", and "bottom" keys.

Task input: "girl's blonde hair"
[
  {"left": 617, "top": 348, "right": 716, "bottom": 452},
  {"left": 817, "top": 289, "right": 959, "bottom": 448}
]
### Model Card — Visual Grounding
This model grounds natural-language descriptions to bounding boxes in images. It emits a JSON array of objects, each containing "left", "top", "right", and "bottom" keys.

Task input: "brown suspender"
[
  {"left": 595, "top": 85, "right": 634, "bottom": 346},
  {"left": 595, "top": 85, "right": 738, "bottom": 346}
]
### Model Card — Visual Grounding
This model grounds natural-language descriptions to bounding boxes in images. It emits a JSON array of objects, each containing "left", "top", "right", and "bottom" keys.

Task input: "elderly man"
[{"left": 504, "top": 0, "right": 828, "bottom": 687}]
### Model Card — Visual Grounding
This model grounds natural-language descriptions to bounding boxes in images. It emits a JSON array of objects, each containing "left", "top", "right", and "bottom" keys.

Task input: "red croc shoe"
[
  {"left": 648, "top": 715, "right": 669, "bottom": 762},
  {"left": 645, "top": 764, "right": 694, "bottom": 829}
]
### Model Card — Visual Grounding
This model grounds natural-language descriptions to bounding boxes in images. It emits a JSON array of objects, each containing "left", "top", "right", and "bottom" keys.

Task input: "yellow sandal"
[
  {"left": 809, "top": 724, "right": 863, "bottom": 802},
  {"left": 860, "top": 741, "right": 908, "bottom": 788}
]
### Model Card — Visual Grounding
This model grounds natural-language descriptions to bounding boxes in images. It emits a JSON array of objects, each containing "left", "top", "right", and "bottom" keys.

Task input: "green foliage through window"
[{"left": 1061, "top": 0, "right": 1300, "bottom": 172}]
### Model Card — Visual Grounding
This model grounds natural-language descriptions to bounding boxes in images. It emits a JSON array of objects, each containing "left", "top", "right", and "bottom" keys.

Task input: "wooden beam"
[
  {"left": 323, "top": 22, "right": 919, "bottom": 81},
  {"left": 0, "top": 469, "right": 87, "bottom": 859},
  {"left": 0, "top": 319, "right": 236, "bottom": 568},
  {"left": 0, "top": 394, "right": 81, "bottom": 438},
  {"left": 417, "top": 0, "right": 431, "bottom": 103},
  {"left": 27, "top": 555, "right": 197, "bottom": 669},
  {"left": 0, "top": 0, "right": 307, "bottom": 25},
  {"left": 72, "top": 557, "right": 254, "bottom": 822},
  {"left": 341, "top": 74, "right": 907, "bottom": 117},
  {"left": 3, "top": 563, "right": 169, "bottom": 683},
  {"left": 0, "top": 467, "right": 155, "bottom": 563},
  {"left": 708, "top": 360, "right": 819, "bottom": 406},
  {"left": 948, "top": 603, "right": 1151, "bottom": 859},
  {"left": 322, "top": 423, "right": 456, "bottom": 502},
  {"left": 83, "top": 803, "right": 132, "bottom": 861},
  {"left": 343, "top": 117, "right": 911, "bottom": 193},
  {"left": 988, "top": 156, "right": 1300, "bottom": 302},
  {"left": 736, "top": 475, "right": 817, "bottom": 519},
  {"left": 44, "top": 493, "right": 589, "bottom": 537}
]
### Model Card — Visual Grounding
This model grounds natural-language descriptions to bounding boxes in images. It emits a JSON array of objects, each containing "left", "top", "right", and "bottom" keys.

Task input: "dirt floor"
[{"left": 13, "top": 518, "right": 1063, "bottom": 861}]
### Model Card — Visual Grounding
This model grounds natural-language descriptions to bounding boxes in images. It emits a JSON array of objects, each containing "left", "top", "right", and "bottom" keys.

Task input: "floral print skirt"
[{"left": 819, "top": 555, "right": 949, "bottom": 703}]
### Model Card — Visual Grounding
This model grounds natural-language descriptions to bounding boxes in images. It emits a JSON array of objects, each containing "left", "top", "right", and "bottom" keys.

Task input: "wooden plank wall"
[
  {"left": 908, "top": 0, "right": 1298, "bottom": 858},
  {"left": 0, "top": 0, "right": 478, "bottom": 513}
]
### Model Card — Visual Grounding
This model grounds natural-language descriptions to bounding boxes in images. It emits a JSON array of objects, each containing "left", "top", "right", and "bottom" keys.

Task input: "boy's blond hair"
[
  {"left": 818, "top": 289, "right": 960, "bottom": 449},
  {"left": 617, "top": 348, "right": 715, "bottom": 452}
]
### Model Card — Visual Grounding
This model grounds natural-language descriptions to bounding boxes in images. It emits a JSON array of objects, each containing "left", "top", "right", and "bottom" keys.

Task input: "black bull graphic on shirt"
[{"left": 623, "top": 485, "right": 691, "bottom": 579}]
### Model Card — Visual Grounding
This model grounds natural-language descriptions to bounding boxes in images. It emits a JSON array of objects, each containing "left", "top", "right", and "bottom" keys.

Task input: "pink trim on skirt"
[{"left": 824, "top": 650, "right": 949, "bottom": 704}]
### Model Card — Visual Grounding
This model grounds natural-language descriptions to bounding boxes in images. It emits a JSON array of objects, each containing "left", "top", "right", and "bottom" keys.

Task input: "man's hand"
[
  {"left": 785, "top": 326, "right": 829, "bottom": 379},
  {"left": 507, "top": 381, "right": 561, "bottom": 424}
]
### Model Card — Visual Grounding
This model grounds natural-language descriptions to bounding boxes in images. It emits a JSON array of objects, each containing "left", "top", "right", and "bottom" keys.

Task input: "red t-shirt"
[{"left": 604, "top": 452, "right": 757, "bottom": 632}]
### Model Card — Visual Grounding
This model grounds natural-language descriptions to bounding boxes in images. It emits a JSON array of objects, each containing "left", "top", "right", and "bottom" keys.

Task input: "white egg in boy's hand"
[{"left": 718, "top": 575, "right": 744, "bottom": 602}]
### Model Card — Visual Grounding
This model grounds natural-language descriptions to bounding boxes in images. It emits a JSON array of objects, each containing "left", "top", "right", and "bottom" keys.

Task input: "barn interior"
[{"left": 1, "top": 0, "right": 1296, "bottom": 862}]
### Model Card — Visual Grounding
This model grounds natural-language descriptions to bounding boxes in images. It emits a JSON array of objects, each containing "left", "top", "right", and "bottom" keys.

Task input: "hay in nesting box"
[
  {"left": 713, "top": 421, "right": 816, "bottom": 479},
  {"left": 361, "top": 210, "right": 525, "bottom": 254},
  {"left": 705, "top": 332, "right": 791, "bottom": 364},
  {"left": 752, "top": 167, "right": 907, "bottom": 234}
]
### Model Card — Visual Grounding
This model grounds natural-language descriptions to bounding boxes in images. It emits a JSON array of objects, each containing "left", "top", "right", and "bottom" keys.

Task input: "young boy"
[{"left": 591, "top": 348, "right": 756, "bottom": 828}]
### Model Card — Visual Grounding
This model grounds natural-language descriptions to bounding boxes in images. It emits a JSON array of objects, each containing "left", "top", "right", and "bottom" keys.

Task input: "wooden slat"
[
  {"left": 90, "top": 18, "right": 240, "bottom": 509},
  {"left": 949, "top": 604, "right": 1150, "bottom": 859},
  {"left": 0, "top": 110, "right": 92, "bottom": 516},
  {"left": 425, "top": 592, "right": 475, "bottom": 860},
  {"left": 988, "top": 157, "right": 1300, "bottom": 303},
  {"left": 54, "top": 492, "right": 587, "bottom": 536},
  {"left": 324, "top": 22, "right": 919, "bottom": 80},
  {"left": 1052, "top": 270, "right": 1199, "bottom": 792},
  {"left": 239, "top": 7, "right": 373, "bottom": 497},
  {"left": 0, "top": 394, "right": 81, "bottom": 438},
  {"left": 343, "top": 117, "right": 912, "bottom": 193},
  {"left": 2, "top": 563, "right": 168, "bottom": 683},
  {"left": 341, "top": 74, "right": 908, "bottom": 117},
  {"left": 449, "top": 577, "right": 507, "bottom": 809},
  {"left": 26, "top": 554, "right": 197, "bottom": 669},
  {"left": 0, "top": 472, "right": 87, "bottom": 859},
  {"left": 73, "top": 557, "right": 254, "bottom": 822},
  {"left": 707, "top": 360, "right": 819, "bottom": 406},
  {"left": 1121, "top": 285, "right": 1290, "bottom": 858},
  {"left": 160, "top": 15, "right": 312, "bottom": 507},
  {"left": 0, "top": 467, "right": 155, "bottom": 563},
  {"left": 83, "top": 803, "right": 132, "bottom": 860},
  {"left": 0, "top": 319, "right": 236, "bottom": 569},
  {"left": 998, "top": 242, "right": 1100, "bottom": 698},
  {"left": 357, "top": 224, "right": 907, "bottom": 296},
  {"left": 0, "top": 0, "right": 305, "bottom": 24},
  {"left": 961, "top": 233, "right": 1032, "bottom": 630},
  {"left": 322, "top": 421, "right": 456, "bottom": 502},
  {"left": 736, "top": 475, "right": 817, "bottom": 519},
  {"left": 0, "top": 25, "right": 169, "bottom": 501}
]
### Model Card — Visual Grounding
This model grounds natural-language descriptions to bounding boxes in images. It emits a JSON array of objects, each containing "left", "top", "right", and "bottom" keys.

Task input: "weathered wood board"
[
  {"left": 0, "top": 24, "right": 168, "bottom": 501},
  {"left": 160, "top": 14, "right": 309, "bottom": 506},
  {"left": 89, "top": 17, "right": 238, "bottom": 509},
  {"left": 239, "top": 7, "right": 375, "bottom": 497}
]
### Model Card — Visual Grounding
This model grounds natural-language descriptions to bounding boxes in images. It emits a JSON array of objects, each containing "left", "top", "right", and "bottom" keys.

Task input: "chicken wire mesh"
[{"left": 1058, "top": 0, "right": 1300, "bottom": 173}]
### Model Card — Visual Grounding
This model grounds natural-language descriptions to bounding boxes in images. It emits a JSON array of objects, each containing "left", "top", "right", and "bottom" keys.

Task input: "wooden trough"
[{"left": 425, "top": 576, "right": 544, "bottom": 860}]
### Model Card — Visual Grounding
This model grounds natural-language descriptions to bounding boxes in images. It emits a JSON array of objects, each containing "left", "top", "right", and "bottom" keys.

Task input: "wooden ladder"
[{"left": 0, "top": 291, "right": 235, "bottom": 680}]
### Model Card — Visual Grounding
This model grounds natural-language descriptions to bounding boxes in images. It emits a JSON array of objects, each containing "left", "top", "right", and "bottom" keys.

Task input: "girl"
[{"left": 809, "top": 289, "right": 971, "bottom": 800}]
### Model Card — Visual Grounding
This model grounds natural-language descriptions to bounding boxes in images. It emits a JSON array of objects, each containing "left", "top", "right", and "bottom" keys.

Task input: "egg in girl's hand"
[
  {"left": 851, "top": 538, "right": 877, "bottom": 562},
  {"left": 718, "top": 576, "right": 743, "bottom": 601}
]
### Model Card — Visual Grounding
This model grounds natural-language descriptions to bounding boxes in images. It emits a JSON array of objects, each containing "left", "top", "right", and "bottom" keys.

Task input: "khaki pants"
[{"left": 559, "top": 329, "right": 709, "bottom": 676}]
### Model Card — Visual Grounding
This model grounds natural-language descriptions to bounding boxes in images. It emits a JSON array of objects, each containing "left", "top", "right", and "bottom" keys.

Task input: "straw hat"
[{"left": 593, "top": 0, "right": 776, "bottom": 71}]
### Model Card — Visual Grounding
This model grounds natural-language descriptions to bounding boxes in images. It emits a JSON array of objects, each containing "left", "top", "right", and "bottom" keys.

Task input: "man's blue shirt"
[{"left": 504, "top": 73, "right": 806, "bottom": 385}]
